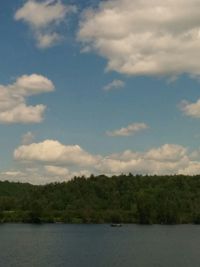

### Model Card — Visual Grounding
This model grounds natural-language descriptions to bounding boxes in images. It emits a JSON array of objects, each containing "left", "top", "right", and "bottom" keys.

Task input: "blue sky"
[{"left": 1, "top": 0, "right": 200, "bottom": 183}]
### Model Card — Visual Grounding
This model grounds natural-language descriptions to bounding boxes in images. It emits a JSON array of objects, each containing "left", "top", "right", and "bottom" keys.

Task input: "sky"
[{"left": 1, "top": 0, "right": 200, "bottom": 184}]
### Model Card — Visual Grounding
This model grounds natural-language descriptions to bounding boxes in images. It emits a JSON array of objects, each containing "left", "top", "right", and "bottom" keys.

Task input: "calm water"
[{"left": 0, "top": 224, "right": 200, "bottom": 267}]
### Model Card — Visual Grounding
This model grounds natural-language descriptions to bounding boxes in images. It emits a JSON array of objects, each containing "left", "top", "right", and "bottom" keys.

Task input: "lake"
[{"left": 0, "top": 224, "right": 200, "bottom": 267}]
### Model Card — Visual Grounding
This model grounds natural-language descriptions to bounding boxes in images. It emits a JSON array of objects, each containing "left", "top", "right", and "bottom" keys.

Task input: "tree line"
[{"left": 0, "top": 174, "right": 200, "bottom": 224}]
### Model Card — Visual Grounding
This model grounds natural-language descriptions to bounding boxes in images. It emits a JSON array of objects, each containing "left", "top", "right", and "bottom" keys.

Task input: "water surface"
[{"left": 0, "top": 224, "right": 199, "bottom": 267}]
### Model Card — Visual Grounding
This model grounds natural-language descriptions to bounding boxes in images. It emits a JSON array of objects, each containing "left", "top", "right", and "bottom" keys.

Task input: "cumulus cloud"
[
  {"left": 44, "top": 166, "right": 90, "bottom": 179},
  {"left": 15, "top": 74, "right": 54, "bottom": 95},
  {"left": 96, "top": 144, "right": 189, "bottom": 175},
  {"left": 106, "top": 122, "right": 148, "bottom": 137},
  {"left": 11, "top": 139, "right": 200, "bottom": 184},
  {"left": 180, "top": 99, "right": 200, "bottom": 118},
  {"left": 103, "top": 79, "right": 125, "bottom": 91},
  {"left": 0, "top": 169, "right": 62, "bottom": 185},
  {"left": 78, "top": 0, "right": 200, "bottom": 78},
  {"left": 0, "top": 104, "right": 46, "bottom": 124},
  {"left": 0, "top": 74, "right": 54, "bottom": 124},
  {"left": 14, "top": 140, "right": 99, "bottom": 167},
  {"left": 0, "top": 167, "right": 93, "bottom": 184},
  {"left": 15, "top": 0, "right": 77, "bottom": 48},
  {"left": 179, "top": 162, "right": 200, "bottom": 175},
  {"left": 45, "top": 165, "right": 69, "bottom": 176},
  {"left": 145, "top": 144, "right": 187, "bottom": 162}
]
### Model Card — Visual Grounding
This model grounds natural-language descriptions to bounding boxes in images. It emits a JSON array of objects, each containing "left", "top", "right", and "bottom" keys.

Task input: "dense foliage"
[{"left": 1, "top": 174, "right": 200, "bottom": 224}]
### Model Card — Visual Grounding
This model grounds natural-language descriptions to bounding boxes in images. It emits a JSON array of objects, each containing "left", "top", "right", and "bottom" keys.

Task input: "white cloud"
[
  {"left": 106, "top": 122, "right": 148, "bottom": 136},
  {"left": 180, "top": 99, "right": 200, "bottom": 118},
  {"left": 103, "top": 79, "right": 125, "bottom": 91},
  {"left": 145, "top": 144, "right": 187, "bottom": 162},
  {"left": 44, "top": 165, "right": 90, "bottom": 178},
  {"left": 0, "top": 104, "right": 46, "bottom": 124},
  {"left": 178, "top": 161, "right": 200, "bottom": 175},
  {"left": 15, "top": 0, "right": 77, "bottom": 48},
  {"left": 70, "top": 169, "right": 91, "bottom": 178},
  {"left": 45, "top": 165, "right": 69, "bottom": 176},
  {"left": 0, "top": 169, "right": 60, "bottom": 184},
  {"left": 15, "top": 74, "right": 54, "bottom": 95},
  {"left": 0, "top": 167, "right": 92, "bottom": 184},
  {"left": 0, "top": 74, "right": 54, "bottom": 124},
  {"left": 96, "top": 144, "right": 189, "bottom": 175},
  {"left": 36, "top": 32, "right": 62, "bottom": 48},
  {"left": 1, "top": 171, "right": 24, "bottom": 177},
  {"left": 14, "top": 140, "right": 99, "bottom": 167},
  {"left": 15, "top": 0, "right": 69, "bottom": 28},
  {"left": 78, "top": 0, "right": 200, "bottom": 78},
  {"left": 12, "top": 139, "right": 200, "bottom": 184},
  {"left": 14, "top": 141, "right": 188, "bottom": 176}
]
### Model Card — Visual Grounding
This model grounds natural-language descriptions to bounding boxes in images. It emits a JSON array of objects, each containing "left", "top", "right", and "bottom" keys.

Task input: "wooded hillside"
[{"left": 0, "top": 174, "right": 200, "bottom": 224}]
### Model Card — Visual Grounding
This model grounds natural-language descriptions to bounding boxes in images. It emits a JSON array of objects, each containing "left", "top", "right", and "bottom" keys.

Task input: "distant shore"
[{"left": 1, "top": 174, "right": 200, "bottom": 224}]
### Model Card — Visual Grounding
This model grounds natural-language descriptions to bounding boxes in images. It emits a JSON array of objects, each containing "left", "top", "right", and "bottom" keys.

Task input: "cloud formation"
[
  {"left": 103, "top": 79, "right": 125, "bottom": 91},
  {"left": 106, "top": 123, "right": 148, "bottom": 136},
  {"left": 45, "top": 165, "right": 69, "bottom": 176},
  {"left": 0, "top": 74, "right": 54, "bottom": 124},
  {"left": 0, "top": 167, "right": 92, "bottom": 185},
  {"left": 78, "top": 0, "right": 200, "bottom": 78},
  {"left": 14, "top": 140, "right": 98, "bottom": 166},
  {"left": 15, "top": 74, "right": 54, "bottom": 95},
  {"left": 180, "top": 99, "right": 200, "bottom": 118},
  {"left": 11, "top": 140, "right": 200, "bottom": 184},
  {"left": 15, "top": 0, "right": 77, "bottom": 48},
  {"left": 96, "top": 144, "right": 195, "bottom": 175}
]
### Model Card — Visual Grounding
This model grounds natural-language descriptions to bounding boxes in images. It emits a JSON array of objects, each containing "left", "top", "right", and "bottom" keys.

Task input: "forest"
[{"left": 0, "top": 174, "right": 200, "bottom": 224}]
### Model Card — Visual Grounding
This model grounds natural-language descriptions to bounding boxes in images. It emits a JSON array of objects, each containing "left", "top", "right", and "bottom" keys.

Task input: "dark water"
[{"left": 0, "top": 224, "right": 200, "bottom": 267}]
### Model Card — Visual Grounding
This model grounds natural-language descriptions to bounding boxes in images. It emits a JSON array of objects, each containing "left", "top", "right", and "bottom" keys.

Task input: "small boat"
[{"left": 110, "top": 223, "right": 122, "bottom": 227}]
